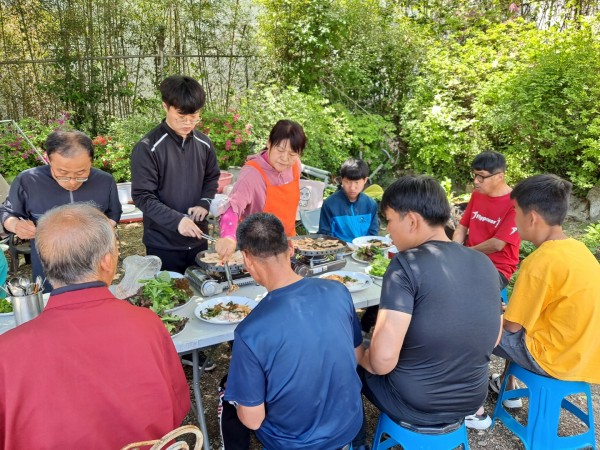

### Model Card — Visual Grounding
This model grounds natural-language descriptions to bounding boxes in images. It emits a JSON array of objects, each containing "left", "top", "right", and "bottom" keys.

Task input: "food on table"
[
  {"left": 369, "top": 255, "right": 391, "bottom": 277},
  {"left": 199, "top": 301, "right": 252, "bottom": 322},
  {"left": 323, "top": 274, "right": 366, "bottom": 288},
  {"left": 200, "top": 250, "right": 244, "bottom": 265},
  {"left": 127, "top": 274, "right": 193, "bottom": 314},
  {"left": 366, "top": 238, "right": 388, "bottom": 247},
  {"left": 161, "top": 314, "right": 189, "bottom": 336},
  {"left": 227, "top": 284, "right": 240, "bottom": 294},
  {"left": 294, "top": 237, "right": 346, "bottom": 252},
  {"left": 355, "top": 245, "right": 384, "bottom": 262},
  {"left": 0, "top": 298, "right": 13, "bottom": 314}
]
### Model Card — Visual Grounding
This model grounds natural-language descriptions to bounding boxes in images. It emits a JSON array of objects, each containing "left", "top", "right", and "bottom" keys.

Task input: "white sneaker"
[
  {"left": 489, "top": 374, "right": 523, "bottom": 408},
  {"left": 465, "top": 413, "right": 492, "bottom": 430}
]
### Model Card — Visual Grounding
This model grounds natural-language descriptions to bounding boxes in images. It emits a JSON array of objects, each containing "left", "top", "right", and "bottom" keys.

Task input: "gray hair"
[{"left": 36, "top": 203, "right": 116, "bottom": 286}]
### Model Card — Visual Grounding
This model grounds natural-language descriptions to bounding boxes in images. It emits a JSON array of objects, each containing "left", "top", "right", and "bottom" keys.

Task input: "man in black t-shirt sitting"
[{"left": 352, "top": 176, "right": 503, "bottom": 447}]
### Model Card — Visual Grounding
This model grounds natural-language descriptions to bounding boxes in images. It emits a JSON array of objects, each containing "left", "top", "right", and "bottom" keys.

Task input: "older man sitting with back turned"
[{"left": 0, "top": 203, "right": 190, "bottom": 449}]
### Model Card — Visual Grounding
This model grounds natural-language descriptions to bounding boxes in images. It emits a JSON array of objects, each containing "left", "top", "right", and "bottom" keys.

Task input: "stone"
[
  {"left": 567, "top": 194, "right": 589, "bottom": 222},
  {"left": 586, "top": 185, "right": 600, "bottom": 221}
]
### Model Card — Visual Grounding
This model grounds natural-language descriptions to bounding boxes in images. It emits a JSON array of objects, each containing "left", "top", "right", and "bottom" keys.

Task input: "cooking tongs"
[{"left": 199, "top": 231, "right": 237, "bottom": 292}]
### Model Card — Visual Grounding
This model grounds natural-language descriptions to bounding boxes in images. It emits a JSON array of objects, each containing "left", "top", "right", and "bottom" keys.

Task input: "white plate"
[
  {"left": 352, "top": 235, "right": 392, "bottom": 248},
  {"left": 319, "top": 271, "right": 372, "bottom": 293},
  {"left": 121, "top": 204, "right": 136, "bottom": 214},
  {"left": 365, "top": 265, "right": 385, "bottom": 280},
  {"left": 194, "top": 296, "right": 258, "bottom": 324},
  {"left": 351, "top": 251, "right": 370, "bottom": 264}
]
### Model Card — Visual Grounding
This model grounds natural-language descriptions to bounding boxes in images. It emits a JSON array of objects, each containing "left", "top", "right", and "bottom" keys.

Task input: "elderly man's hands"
[
  {"left": 188, "top": 206, "right": 209, "bottom": 222},
  {"left": 4, "top": 217, "right": 36, "bottom": 240},
  {"left": 216, "top": 237, "right": 237, "bottom": 261}
]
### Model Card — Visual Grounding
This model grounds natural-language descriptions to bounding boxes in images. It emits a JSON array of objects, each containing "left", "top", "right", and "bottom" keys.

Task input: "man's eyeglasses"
[
  {"left": 472, "top": 171, "right": 503, "bottom": 183},
  {"left": 174, "top": 115, "right": 200, "bottom": 125},
  {"left": 50, "top": 166, "right": 89, "bottom": 183}
]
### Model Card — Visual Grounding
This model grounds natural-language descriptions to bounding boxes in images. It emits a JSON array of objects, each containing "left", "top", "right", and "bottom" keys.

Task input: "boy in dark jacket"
[{"left": 131, "top": 75, "right": 221, "bottom": 274}]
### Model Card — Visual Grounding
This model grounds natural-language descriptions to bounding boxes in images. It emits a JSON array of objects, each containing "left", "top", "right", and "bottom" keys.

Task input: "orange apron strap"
[{"left": 245, "top": 160, "right": 272, "bottom": 187}]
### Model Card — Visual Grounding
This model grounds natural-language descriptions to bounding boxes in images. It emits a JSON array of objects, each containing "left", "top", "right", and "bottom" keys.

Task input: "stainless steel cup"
[{"left": 10, "top": 293, "right": 44, "bottom": 326}]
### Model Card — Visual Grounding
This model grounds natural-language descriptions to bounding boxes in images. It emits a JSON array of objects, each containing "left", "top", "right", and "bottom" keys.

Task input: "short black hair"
[
  {"left": 45, "top": 130, "right": 94, "bottom": 159},
  {"left": 268, "top": 120, "right": 307, "bottom": 156},
  {"left": 237, "top": 213, "right": 289, "bottom": 257},
  {"left": 510, "top": 174, "right": 572, "bottom": 226},
  {"left": 340, "top": 158, "right": 369, "bottom": 180},
  {"left": 159, "top": 75, "right": 206, "bottom": 114},
  {"left": 380, "top": 175, "right": 451, "bottom": 227},
  {"left": 472, "top": 151, "right": 506, "bottom": 173}
]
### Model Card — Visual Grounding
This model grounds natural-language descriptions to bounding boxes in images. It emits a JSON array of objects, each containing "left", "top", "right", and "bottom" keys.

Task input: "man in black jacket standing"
[{"left": 131, "top": 75, "right": 221, "bottom": 273}]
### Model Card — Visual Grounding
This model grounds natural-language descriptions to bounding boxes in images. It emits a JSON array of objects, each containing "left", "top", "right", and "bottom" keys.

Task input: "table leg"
[{"left": 192, "top": 350, "right": 211, "bottom": 450}]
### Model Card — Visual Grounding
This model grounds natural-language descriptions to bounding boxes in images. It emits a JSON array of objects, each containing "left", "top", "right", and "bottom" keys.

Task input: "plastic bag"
[{"left": 110, "top": 255, "right": 162, "bottom": 299}]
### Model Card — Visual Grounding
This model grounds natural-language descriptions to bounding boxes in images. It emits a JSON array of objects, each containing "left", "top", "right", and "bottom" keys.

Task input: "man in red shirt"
[
  {"left": 0, "top": 203, "right": 190, "bottom": 449},
  {"left": 453, "top": 151, "right": 520, "bottom": 290},
  {"left": 452, "top": 151, "right": 521, "bottom": 429}
]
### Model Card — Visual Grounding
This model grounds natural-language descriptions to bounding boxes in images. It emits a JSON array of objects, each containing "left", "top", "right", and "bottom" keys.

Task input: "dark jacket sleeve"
[
  {"left": 367, "top": 198, "right": 380, "bottom": 236},
  {"left": 105, "top": 178, "right": 123, "bottom": 223},
  {"left": 197, "top": 140, "right": 221, "bottom": 212},
  {"left": 0, "top": 175, "right": 27, "bottom": 226},
  {"left": 130, "top": 141, "right": 186, "bottom": 231}
]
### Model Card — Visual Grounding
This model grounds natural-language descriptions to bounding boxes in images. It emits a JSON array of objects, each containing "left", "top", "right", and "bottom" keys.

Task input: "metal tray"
[
  {"left": 194, "top": 250, "right": 245, "bottom": 274},
  {"left": 290, "top": 234, "right": 349, "bottom": 257}
]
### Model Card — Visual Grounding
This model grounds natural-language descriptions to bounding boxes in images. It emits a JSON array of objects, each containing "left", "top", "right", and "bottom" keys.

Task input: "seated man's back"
[
  {"left": 371, "top": 242, "right": 501, "bottom": 425},
  {"left": 505, "top": 237, "right": 600, "bottom": 382},
  {"left": 225, "top": 278, "right": 363, "bottom": 450},
  {"left": 0, "top": 203, "right": 189, "bottom": 450},
  {"left": 0, "top": 284, "right": 190, "bottom": 449}
]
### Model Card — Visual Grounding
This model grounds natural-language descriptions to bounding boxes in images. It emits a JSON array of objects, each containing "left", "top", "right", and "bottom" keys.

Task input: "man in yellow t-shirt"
[{"left": 494, "top": 174, "right": 600, "bottom": 392}]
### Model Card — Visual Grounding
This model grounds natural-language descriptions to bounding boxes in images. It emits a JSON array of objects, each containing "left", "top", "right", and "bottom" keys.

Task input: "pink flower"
[
  {"left": 509, "top": 2, "right": 519, "bottom": 12},
  {"left": 234, "top": 137, "right": 243, "bottom": 145},
  {"left": 225, "top": 140, "right": 232, "bottom": 151},
  {"left": 233, "top": 113, "right": 240, "bottom": 122}
]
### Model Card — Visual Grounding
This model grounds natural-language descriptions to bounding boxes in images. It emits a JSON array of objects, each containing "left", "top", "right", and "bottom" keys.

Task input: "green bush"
[
  {"left": 0, "top": 113, "right": 73, "bottom": 179},
  {"left": 478, "top": 18, "right": 600, "bottom": 193},
  {"left": 238, "top": 84, "right": 393, "bottom": 174},
  {"left": 92, "top": 112, "right": 159, "bottom": 182}
]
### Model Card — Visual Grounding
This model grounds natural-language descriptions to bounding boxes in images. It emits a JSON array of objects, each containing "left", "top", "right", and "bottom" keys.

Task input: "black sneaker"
[{"left": 181, "top": 351, "right": 216, "bottom": 371}]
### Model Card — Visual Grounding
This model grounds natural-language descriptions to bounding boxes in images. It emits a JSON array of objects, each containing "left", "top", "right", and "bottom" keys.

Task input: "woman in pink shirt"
[{"left": 215, "top": 120, "right": 307, "bottom": 260}]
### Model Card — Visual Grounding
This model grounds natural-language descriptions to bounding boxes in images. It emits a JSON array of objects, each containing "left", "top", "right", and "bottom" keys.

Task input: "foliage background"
[{"left": 1, "top": 0, "right": 600, "bottom": 193}]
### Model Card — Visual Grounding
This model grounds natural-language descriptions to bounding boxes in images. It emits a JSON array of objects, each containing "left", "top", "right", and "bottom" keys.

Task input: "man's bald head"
[{"left": 36, "top": 203, "right": 117, "bottom": 287}]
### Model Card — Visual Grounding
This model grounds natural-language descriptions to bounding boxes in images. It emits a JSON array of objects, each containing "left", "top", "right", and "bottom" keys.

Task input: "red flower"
[{"left": 225, "top": 140, "right": 232, "bottom": 151}]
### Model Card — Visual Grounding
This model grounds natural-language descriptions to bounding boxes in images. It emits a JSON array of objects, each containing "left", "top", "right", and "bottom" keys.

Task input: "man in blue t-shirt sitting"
[
  {"left": 221, "top": 212, "right": 363, "bottom": 450},
  {"left": 318, "top": 158, "right": 379, "bottom": 242},
  {"left": 352, "top": 176, "right": 503, "bottom": 447}
]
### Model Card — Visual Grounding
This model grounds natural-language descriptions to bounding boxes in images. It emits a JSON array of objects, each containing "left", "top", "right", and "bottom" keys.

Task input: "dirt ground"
[{"left": 8, "top": 219, "right": 600, "bottom": 449}]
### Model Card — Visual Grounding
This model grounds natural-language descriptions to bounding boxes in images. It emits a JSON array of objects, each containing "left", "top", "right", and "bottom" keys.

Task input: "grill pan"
[
  {"left": 290, "top": 234, "right": 349, "bottom": 257},
  {"left": 195, "top": 250, "right": 246, "bottom": 274}
]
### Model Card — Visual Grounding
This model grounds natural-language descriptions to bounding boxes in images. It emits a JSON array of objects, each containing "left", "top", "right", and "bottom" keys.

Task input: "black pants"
[
  {"left": 219, "top": 375, "right": 252, "bottom": 450},
  {"left": 146, "top": 243, "right": 207, "bottom": 274},
  {"left": 360, "top": 305, "right": 379, "bottom": 333}
]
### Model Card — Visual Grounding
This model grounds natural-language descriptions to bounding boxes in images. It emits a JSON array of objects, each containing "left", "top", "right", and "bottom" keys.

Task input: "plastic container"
[
  {"left": 117, "top": 182, "right": 132, "bottom": 205},
  {"left": 217, "top": 171, "right": 234, "bottom": 193}
]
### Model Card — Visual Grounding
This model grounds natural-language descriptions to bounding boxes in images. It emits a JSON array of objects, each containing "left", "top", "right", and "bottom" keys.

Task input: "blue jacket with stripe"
[{"left": 318, "top": 189, "right": 379, "bottom": 242}]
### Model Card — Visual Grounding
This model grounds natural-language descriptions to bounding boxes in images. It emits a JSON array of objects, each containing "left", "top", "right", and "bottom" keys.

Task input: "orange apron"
[{"left": 246, "top": 160, "right": 300, "bottom": 236}]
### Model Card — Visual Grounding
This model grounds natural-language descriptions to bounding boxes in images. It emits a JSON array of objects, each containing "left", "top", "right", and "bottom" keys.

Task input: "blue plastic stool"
[
  {"left": 491, "top": 362, "right": 596, "bottom": 450},
  {"left": 500, "top": 287, "right": 508, "bottom": 303},
  {"left": 371, "top": 413, "right": 469, "bottom": 450}
]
